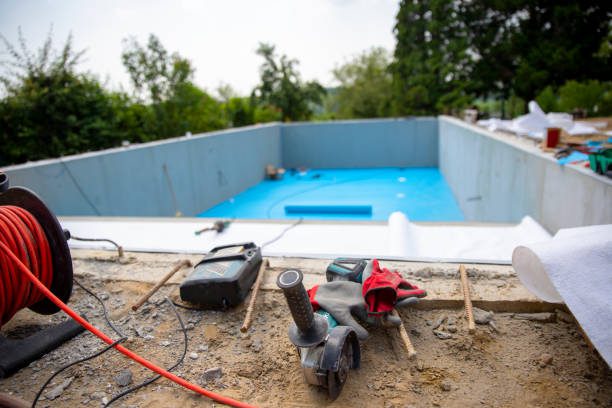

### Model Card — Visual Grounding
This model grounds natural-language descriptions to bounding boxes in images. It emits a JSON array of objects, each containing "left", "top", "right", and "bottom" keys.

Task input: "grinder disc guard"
[{"left": 327, "top": 339, "right": 353, "bottom": 399}]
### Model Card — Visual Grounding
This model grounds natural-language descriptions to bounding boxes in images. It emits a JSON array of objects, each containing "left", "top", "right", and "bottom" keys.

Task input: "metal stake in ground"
[
  {"left": 240, "top": 259, "right": 269, "bottom": 333},
  {"left": 390, "top": 309, "right": 417, "bottom": 359},
  {"left": 459, "top": 264, "right": 476, "bottom": 334},
  {"left": 132, "top": 260, "right": 193, "bottom": 311},
  {"left": 69, "top": 234, "right": 124, "bottom": 259}
]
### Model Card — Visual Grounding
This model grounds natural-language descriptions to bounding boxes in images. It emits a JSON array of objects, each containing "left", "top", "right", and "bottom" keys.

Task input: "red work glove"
[{"left": 362, "top": 259, "right": 426, "bottom": 316}]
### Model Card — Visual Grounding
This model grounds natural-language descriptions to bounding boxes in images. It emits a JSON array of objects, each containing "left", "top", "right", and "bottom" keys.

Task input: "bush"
[
  {"left": 506, "top": 94, "right": 526, "bottom": 118},
  {"left": 535, "top": 86, "right": 559, "bottom": 112},
  {"left": 0, "top": 32, "right": 125, "bottom": 165},
  {"left": 558, "top": 80, "right": 611, "bottom": 116},
  {"left": 253, "top": 105, "right": 281, "bottom": 123}
]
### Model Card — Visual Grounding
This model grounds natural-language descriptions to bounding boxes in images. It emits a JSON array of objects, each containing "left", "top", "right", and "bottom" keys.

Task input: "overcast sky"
[{"left": 0, "top": 0, "right": 399, "bottom": 96}]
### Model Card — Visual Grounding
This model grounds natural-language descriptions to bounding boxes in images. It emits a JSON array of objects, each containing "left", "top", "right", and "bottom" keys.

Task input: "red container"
[{"left": 546, "top": 128, "right": 560, "bottom": 148}]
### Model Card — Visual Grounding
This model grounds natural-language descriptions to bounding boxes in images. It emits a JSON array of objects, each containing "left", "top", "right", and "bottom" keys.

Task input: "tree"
[
  {"left": 109, "top": 92, "right": 156, "bottom": 143},
  {"left": 558, "top": 80, "right": 612, "bottom": 116},
  {"left": 159, "top": 82, "right": 226, "bottom": 136},
  {"left": 0, "top": 29, "right": 124, "bottom": 165},
  {"left": 535, "top": 86, "right": 559, "bottom": 112},
  {"left": 217, "top": 84, "right": 254, "bottom": 127},
  {"left": 392, "top": 0, "right": 431, "bottom": 115},
  {"left": 392, "top": 0, "right": 472, "bottom": 115},
  {"left": 392, "top": 0, "right": 612, "bottom": 116},
  {"left": 510, "top": 1, "right": 611, "bottom": 101},
  {"left": 460, "top": 1, "right": 518, "bottom": 103},
  {"left": 332, "top": 47, "right": 393, "bottom": 118},
  {"left": 252, "top": 43, "right": 325, "bottom": 121},
  {"left": 121, "top": 34, "right": 193, "bottom": 103},
  {"left": 121, "top": 34, "right": 225, "bottom": 138}
]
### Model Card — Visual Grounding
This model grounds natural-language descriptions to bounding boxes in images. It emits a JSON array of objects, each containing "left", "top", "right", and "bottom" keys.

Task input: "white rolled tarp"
[
  {"left": 386, "top": 211, "right": 418, "bottom": 257},
  {"left": 512, "top": 224, "right": 612, "bottom": 366}
]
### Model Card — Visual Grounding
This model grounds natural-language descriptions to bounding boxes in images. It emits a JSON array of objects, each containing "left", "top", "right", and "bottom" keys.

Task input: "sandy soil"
[{"left": 1, "top": 278, "right": 610, "bottom": 408}]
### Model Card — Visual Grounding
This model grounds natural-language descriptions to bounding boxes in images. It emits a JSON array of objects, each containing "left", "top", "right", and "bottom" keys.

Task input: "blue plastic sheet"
[{"left": 557, "top": 151, "right": 589, "bottom": 166}]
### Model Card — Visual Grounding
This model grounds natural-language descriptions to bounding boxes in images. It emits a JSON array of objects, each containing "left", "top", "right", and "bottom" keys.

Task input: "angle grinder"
[
  {"left": 325, "top": 258, "right": 368, "bottom": 283},
  {"left": 276, "top": 269, "right": 360, "bottom": 399}
]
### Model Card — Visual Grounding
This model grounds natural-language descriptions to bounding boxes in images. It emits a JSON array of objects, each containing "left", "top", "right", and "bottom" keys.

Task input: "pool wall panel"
[
  {"left": 2, "top": 124, "right": 282, "bottom": 216},
  {"left": 281, "top": 118, "right": 438, "bottom": 168},
  {"left": 439, "top": 116, "right": 612, "bottom": 233},
  {"left": 5, "top": 115, "right": 610, "bottom": 232}
]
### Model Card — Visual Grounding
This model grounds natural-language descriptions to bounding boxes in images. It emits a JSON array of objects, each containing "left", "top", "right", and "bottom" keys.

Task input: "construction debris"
[
  {"left": 203, "top": 367, "right": 223, "bottom": 382},
  {"left": 472, "top": 308, "right": 495, "bottom": 325},
  {"left": 46, "top": 377, "right": 74, "bottom": 400},
  {"left": 433, "top": 330, "right": 453, "bottom": 340},
  {"left": 440, "top": 380, "right": 452, "bottom": 392},
  {"left": 513, "top": 313, "right": 556, "bottom": 323},
  {"left": 114, "top": 369, "right": 133, "bottom": 387},
  {"left": 432, "top": 316, "right": 446, "bottom": 331},
  {"left": 538, "top": 353, "right": 554, "bottom": 368},
  {"left": 2, "top": 253, "right": 611, "bottom": 407},
  {"left": 555, "top": 309, "right": 574, "bottom": 323},
  {"left": 477, "top": 101, "right": 600, "bottom": 140}
]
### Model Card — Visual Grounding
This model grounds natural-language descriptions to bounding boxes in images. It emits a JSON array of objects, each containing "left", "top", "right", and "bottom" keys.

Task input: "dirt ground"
[{"left": 1, "top": 276, "right": 611, "bottom": 408}]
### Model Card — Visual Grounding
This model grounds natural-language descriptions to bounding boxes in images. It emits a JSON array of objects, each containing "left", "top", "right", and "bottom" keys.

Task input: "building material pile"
[
  {"left": 477, "top": 101, "right": 612, "bottom": 177},
  {"left": 477, "top": 101, "right": 605, "bottom": 140}
]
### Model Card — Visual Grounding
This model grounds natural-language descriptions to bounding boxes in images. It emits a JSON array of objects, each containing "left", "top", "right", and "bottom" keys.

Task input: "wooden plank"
[{"left": 70, "top": 250, "right": 560, "bottom": 312}]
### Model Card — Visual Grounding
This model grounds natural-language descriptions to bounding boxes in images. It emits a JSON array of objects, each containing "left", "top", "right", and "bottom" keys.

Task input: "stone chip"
[
  {"left": 114, "top": 369, "right": 133, "bottom": 387},
  {"left": 473, "top": 308, "right": 494, "bottom": 325},
  {"left": 203, "top": 367, "right": 223, "bottom": 382},
  {"left": 46, "top": 376, "right": 74, "bottom": 400}
]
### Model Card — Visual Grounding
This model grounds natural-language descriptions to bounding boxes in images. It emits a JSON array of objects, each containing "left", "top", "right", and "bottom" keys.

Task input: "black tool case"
[{"left": 180, "top": 242, "right": 262, "bottom": 309}]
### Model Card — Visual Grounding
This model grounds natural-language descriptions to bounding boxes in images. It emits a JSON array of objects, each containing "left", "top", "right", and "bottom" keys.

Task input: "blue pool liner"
[{"left": 198, "top": 168, "right": 464, "bottom": 221}]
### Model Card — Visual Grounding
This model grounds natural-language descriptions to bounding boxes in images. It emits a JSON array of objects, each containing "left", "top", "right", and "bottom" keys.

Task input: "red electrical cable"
[
  {"left": 0, "top": 206, "right": 256, "bottom": 408},
  {"left": 0, "top": 205, "right": 53, "bottom": 326}
]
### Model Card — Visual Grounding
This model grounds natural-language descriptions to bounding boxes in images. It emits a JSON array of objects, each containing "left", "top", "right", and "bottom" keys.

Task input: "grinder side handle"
[{"left": 277, "top": 269, "right": 328, "bottom": 348}]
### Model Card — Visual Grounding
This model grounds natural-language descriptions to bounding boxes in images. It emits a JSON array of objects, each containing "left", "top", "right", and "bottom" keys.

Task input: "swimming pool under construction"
[
  {"left": 1, "top": 117, "right": 611, "bottom": 408},
  {"left": 2, "top": 116, "right": 610, "bottom": 262}
]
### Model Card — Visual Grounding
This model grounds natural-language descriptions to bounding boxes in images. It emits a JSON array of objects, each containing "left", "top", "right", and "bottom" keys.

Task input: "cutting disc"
[{"left": 326, "top": 338, "right": 353, "bottom": 399}]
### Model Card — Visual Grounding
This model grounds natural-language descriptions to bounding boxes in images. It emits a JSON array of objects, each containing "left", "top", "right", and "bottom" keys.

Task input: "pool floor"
[{"left": 198, "top": 168, "right": 464, "bottom": 221}]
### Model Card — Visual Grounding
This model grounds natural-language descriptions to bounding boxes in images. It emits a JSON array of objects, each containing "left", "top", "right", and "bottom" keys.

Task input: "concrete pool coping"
[
  {"left": 59, "top": 215, "right": 551, "bottom": 264},
  {"left": 61, "top": 215, "right": 517, "bottom": 227}
]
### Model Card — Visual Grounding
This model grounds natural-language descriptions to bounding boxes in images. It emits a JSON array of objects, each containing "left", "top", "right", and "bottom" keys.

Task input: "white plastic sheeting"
[
  {"left": 477, "top": 101, "right": 599, "bottom": 140},
  {"left": 60, "top": 213, "right": 551, "bottom": 263},
  {"left": 387, "top": 212, "right": 418, "bottom": 256},
  {"left": 512, "top": 224, "right": 612, "bottom": 366}
]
